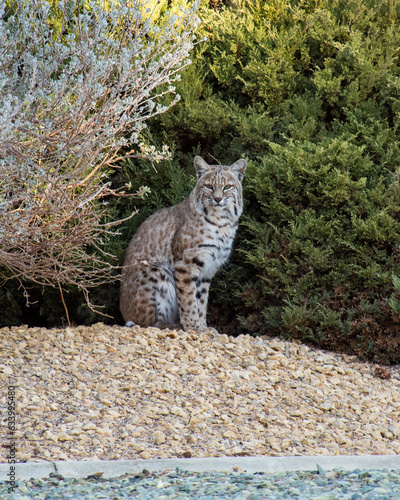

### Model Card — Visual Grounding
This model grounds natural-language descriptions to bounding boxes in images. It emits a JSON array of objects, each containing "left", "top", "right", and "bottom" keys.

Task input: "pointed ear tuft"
[
  {"left": 194, "top": 156, "right": 211, "bottom": 179},
  {"left": 229, "top": 159, "right": 247, "bottom": 182}
]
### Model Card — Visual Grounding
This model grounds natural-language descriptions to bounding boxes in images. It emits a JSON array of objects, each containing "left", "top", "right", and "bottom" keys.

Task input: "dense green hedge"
[{"left": 3, "top": 0, "right": 400, "bottom": 363}]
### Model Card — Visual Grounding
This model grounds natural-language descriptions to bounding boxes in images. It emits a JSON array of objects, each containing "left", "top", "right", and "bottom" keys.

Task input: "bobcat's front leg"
[
  {"left": 195, "top": 278, "right": 211, "bottom": 327},
  {"left": 174, "top": 260, "right": 207, "bottom": 331}
]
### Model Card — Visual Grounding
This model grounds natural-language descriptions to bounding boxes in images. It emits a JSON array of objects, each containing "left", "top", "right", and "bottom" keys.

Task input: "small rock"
[
  {"left": 389, "top": 424, "right": 400, "bottom": 437},
  {"left": 170, "top": 405, "right": 187, "bottom": 418},
  {"left": 58, "top": 433, "right": 73, "bottom": 442},
  {"left": 332, "top": 419, "right": 345, "bottom": 429},
  {"left": 154, "top": 431, "right": 166, "bottom": 444},
  {"left": 87, "top": 472, "right": 104, "bottom": 479},
  {"left": 83, "top": 423, "right": 97, "bottom": 431},
  {"left": 223, "top": 430, "right": 238, "bottom": 439}
]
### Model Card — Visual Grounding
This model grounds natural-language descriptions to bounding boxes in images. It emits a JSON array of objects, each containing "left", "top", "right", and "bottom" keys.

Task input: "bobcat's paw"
[
  {"left": 194, "top": 325, "right": 219, "bottom": 335},
  {"left": 181, "top": 321, "right": 219, "bottom": 335},
  {"left": 205, "top": 326, "right": 219, "bottom": 335}
]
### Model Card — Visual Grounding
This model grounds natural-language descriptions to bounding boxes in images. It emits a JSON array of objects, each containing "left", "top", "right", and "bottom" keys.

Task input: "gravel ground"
[
  {"left": 3, "top": 468, "right": 400, "bottom": 499},
  {"left": 1, "top": 323, "right": 400, "bottom": 462}
]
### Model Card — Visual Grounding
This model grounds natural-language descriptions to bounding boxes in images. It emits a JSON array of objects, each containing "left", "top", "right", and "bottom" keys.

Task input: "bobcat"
[{"left": 120, "top": 155, "right": 246, "bottom": 332}]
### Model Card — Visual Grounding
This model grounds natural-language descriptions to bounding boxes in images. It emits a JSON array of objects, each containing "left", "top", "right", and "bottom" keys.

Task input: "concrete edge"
[{"left": 1, "top": 455, "right": 400, "bottom": 481}]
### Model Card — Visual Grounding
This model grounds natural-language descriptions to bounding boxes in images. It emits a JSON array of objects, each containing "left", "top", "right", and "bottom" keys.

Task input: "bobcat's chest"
[{"left": 196, "top": 218, "right": 237, "bottom": 278}]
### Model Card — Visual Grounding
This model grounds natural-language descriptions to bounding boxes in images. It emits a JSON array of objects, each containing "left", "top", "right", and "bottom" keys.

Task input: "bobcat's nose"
[{"left": 214, "top": 197, "right": 222, "bottom": 204}]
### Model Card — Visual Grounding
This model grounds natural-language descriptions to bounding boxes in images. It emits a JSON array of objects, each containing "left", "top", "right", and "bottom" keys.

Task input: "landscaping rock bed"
[{"left": 1, "top": 324, "right": 399, "bottom": 462}]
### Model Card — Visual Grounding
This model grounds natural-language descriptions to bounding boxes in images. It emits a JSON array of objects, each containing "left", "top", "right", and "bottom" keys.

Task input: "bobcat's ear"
[
  {"left": 229, "top": 159, "right": 247, "bottom": 182},
  {"left": 194, "top": 156, "right": 211, "bottom": 179}
]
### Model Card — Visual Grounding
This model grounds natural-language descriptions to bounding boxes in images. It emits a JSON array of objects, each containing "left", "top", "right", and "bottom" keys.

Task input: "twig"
[{"left": 58, "top": 280, "right": 71, "bottom": 328}]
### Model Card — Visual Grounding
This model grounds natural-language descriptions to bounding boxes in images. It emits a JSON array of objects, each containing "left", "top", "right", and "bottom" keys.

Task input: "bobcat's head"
[{"left": 192, "top": 156, "right": 247, "bottom": 220}]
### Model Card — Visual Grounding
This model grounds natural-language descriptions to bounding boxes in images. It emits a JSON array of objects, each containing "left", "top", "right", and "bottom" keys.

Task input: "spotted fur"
[{"left": 120, "top": 156, "right": 246, "bottom": 331}]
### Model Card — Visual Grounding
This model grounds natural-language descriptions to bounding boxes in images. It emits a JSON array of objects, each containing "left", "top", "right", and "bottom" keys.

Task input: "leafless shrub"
[{"left": 0, "top": 0, "right": 200, "bottom": 312}]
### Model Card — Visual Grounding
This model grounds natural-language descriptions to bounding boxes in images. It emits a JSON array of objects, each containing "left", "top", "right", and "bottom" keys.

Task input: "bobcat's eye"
[
  {"left": 224, "top": 184, "right": 233, "bottom": 190},
  {"left": 205, "top": 184, "right": 214, "bottom": 191}
]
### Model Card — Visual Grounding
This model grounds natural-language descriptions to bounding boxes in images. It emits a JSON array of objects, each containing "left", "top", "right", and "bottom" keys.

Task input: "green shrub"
[
  {"left": 239, "top": 137, "right": 400, "bottom": 363},
  {"left": 133, "top": 0, "right": 400, "bottom": 362}
]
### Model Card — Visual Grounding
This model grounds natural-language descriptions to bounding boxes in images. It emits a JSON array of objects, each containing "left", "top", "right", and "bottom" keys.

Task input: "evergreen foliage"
[{"left": 4, "top": 0, "right": 400, "bottom": 362}]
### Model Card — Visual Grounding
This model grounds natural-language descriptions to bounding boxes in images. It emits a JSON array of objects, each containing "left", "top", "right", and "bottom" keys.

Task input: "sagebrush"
[{"left": 0, "top": 0, "right": 199, "bottom": 312}]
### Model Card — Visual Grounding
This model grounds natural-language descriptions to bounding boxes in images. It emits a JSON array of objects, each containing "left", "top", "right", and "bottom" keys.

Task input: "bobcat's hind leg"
[
  {"left": 120, "top": 262, "right": 157, "bottom": 327},
  {"left": 120, "top": 260, "right": 179, "bottom": 329}
]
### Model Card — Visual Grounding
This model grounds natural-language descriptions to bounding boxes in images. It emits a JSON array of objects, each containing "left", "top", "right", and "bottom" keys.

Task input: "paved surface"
[{"left": 1, "top": 455, "right": 400, "bottom": 481}]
